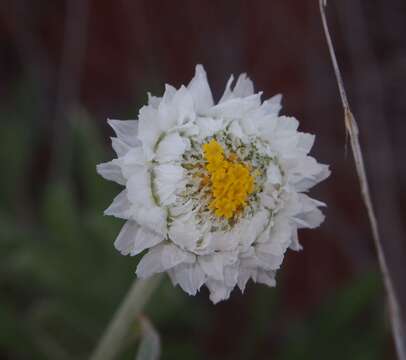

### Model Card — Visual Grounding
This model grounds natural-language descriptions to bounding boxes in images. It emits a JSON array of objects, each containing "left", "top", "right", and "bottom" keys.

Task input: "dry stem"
[{"left": 319, "top": 1, "right": 406, "bottom": 359}]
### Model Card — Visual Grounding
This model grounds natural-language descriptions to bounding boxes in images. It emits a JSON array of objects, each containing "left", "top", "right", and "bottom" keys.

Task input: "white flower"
[{"left": 97, "top": 65, "right": 330, "bottom": 303}]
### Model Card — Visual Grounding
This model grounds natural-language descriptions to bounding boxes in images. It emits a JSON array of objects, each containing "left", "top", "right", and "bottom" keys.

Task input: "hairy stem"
[
  {"left": 319, "top": 1, "right": 406, "bottom": 359},
  {"left": 90, "top": 275, "right": 163, "bottom": 360}
]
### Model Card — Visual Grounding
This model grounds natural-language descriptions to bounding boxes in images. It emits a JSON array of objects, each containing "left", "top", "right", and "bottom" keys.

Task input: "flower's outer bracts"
[{"left": 97, "top": 65, "right": 330, "bottom": 304}]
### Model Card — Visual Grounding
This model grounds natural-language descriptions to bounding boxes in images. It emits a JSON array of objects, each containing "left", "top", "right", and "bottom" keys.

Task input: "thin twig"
[
  {"left": 90, "top": 275, "right": 163, "bottom": 360},
  {"left": 319, "top": 1, "right": 406, "bottom": 359}
]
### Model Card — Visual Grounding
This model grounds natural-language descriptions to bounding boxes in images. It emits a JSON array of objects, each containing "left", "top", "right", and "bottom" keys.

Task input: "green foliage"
[{"left": 277, "top": 272, "right": 387, "bottom": 360}]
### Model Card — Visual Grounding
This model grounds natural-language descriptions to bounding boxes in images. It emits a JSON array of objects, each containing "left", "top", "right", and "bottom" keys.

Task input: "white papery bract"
[{"left": 97, "top": 65, "right": 330, "bottom": 303}]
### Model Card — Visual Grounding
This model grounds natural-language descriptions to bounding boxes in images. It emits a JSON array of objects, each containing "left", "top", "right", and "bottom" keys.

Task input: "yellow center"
[{"left": 202, "top": 139, "right": 254, "bottom": 219}]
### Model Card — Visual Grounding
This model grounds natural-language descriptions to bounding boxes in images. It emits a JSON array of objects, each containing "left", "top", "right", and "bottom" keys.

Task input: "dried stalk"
[
  {"left": 90, "top": 275, "right": 163, "bottom": 360},
  {"left": 319, "top": 1, "right": 406, "bottom": 359}
]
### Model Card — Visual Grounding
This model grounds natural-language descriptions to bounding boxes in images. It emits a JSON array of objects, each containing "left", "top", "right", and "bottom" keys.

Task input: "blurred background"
[{"left": 1, "top": 0, "right": 406, "bottom": 359}]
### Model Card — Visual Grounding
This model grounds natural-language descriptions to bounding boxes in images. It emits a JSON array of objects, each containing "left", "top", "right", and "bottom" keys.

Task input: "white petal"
[
  {"left": 161, "top": 84, "right": 177, "bottom": 104},
  {"left": 288, "top": 157, "right": 330, "bottom": 192},
  {"left": 270, "top": 132, "right": 300, "bottom": 156},
  {"left": 131, "top": 227, "right": 164, "bottom": 256},
  {"left": 107, "top": 119, "right": 140, "bottom": 147},
  {"left": 122, "top": 147, "right": 146, "bottom": 165},
  {"left": 138, "top": 105, "right": 162, "bottom": 160},
  {"left": 295, "top": 164, "right": 330, "bottom": 192},
  {"left": 239, "top": 111, "right": 278, "bottom": 139},
  {"left": 266, "top": 163, "right": 282, "bottom": 185},
  {"left": 126, "top": 168, "right": 167, "bottom": 233},
  {"left": 256, "top": 269, "right": 276, "bottom": 287},
  {"left": 237, "top": 268, "right": 255, "bottom": 292},
  {"left": 267, "top": 217, "right": 292, "bottom": 248},
  {"left": 133, "top": 206, "right": 167, "bottom": 236},
  {"left": 158, "top": 86, "right": 194, "bottom": 129},
  {"left": 148, "top": 92, "right": 162, "bottom": 108},
  {"left": 263, "top": 116, "right": 302, "bottom": 156},
  {"left": 291, "top": 194, "right": 326, "bottom": 229},
  {"left": 233, "top": 73, "right": 254, "bottom": 98},
  {"left": 254, "top": 115, "right": 278, "bottom": 141},
  {"left": 114, "top": 222, "right": 163, "bottom": 256},
  {"left": 207, "top": 230, "right": 237, "bottom": 252},
  {"left": 120, "top": 147, "right": 146, "bottom": 179},
  {"left": 279, "top": 192, "right": 302, "bottom": 217},
  {"left": 276, "top": 116, "right": 299, "bottom": 132},
  {"left": 127, "top": 168, "right": 156, "bottom": 207},
  {"left": 223, "top": 264, "right": 239, "bottom": 288},
  {"left": 179, "top": 122, "right": 199, "bottom": 137},
  {"left": 207, "top": 93, "right": 262, "bottom": 119},
  {"left": 169, "top": 200, "right": 194, "bottom": 218},
  {"left": 104, "top": 190, "right": 132, "bottom": 219},
  {"left": 111, "top": 137, "right": 131, "bottom": 157},
  {"left": 161, "top": 244, "right": 195, "bottom": 269},
  {"left": 96, "top": 160, "right": 125, "bottom": 185},
  {"left": 195, "top": 117, "right": 224, "bottom": 140},
  {"left": 297, "top": 133, "right": 315, "bottom": 155},
  {"left": 260, "top": 94, "right": 282, "bottom": 116},
  {"left": 259, "top": 192, "right": 277, "bottom": 209},
  {"left": 155, "top": 132, "right": 189, "bottom": 163},
  {"left": 289, "top": 228, "right": 302, "bottom": 251},
  {"left": 206, "top": 279, "right": 233, "bottom": 304},
  {"left": 219, "top": 75, "right": 234, "bottom": 103},
  {"left": 168, "top": 214, "right": 201, "bottom": 251},
  {"left": 299, "top": 193, "right": 326, "bottom": 210},
  {"left": 256, "top": 239, "right": 285, "bottom": 257},
  {"left": 199, "top": 254, "right": 224, "bottom": 281},
  {"left": 155, "top": 85, "right": 177, "bottom": 127},
  {"left": 219, "top": 73, "right": 254, "bottom": 102},
  {"left": 114, "top": 221, "right": 139, "bottom": 256},
  {"left": 136, "top": 246, "right": 165, "bottom": 278},
  {"left": 187, "top": 65, "right": 214, "bottom": 114},
  {"left": 169, "top": 262, "right": 205, "bottom": 295},
  {"left": 254, "top": 218, "right": 292, "bottom": 269},
  {"left": 293, "top": 207, "right": 325, "bottom": 229},
  {"left": 154, "top": 164, "right": 186, "bottom": 206},
  {"left": 198, "top": 252, "right": 237, "bottom": 282},
  {"left": 255, "top": 251, "right": 284, "bottom": 270},
  {"left": 237, "top": 209, "right": 270, "bottom": 249},
  {"left": 228, "top": 120, "right": 247, "bottom": 141}
]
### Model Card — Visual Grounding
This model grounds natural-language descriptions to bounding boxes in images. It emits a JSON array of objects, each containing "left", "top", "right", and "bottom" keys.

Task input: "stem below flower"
[{"left": 90, "top": 274, "right": 163, "bottom": 360}]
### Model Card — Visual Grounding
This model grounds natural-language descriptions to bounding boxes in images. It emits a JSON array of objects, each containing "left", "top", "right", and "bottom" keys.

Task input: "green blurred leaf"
[
  {"left": 41, "top": 181, "right": 79, "bottom": 241},
  {"left": 277, "top": 271, "right": 387, "bottom": 360}
]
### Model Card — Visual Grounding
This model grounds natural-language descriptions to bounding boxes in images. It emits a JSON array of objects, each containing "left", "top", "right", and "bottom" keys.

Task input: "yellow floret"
[{"left": 202, "top": 139, "right": 255, "bottom": 219}]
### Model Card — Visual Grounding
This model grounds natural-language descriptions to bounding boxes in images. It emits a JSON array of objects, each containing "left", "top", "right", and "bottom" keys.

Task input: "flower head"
[{"left": 97, "top": 65, "right": 330, "bottom": 303}]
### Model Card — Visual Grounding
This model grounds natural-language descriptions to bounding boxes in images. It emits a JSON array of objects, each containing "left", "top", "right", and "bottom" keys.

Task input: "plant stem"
[
  {"left": 90, "top": 274, "right": 163, "bottom": 360},
  {"left": 319, "top": 1, "right": 406, "bottom": 359}
]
